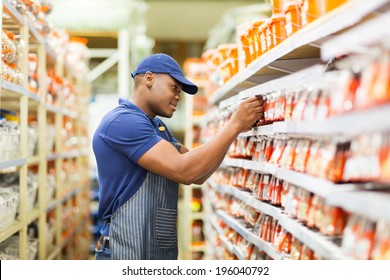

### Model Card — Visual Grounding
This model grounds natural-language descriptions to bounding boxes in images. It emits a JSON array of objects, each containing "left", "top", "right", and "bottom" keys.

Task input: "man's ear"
[{"left": 144, "top": 71, "right": 154, "bottom": 87}]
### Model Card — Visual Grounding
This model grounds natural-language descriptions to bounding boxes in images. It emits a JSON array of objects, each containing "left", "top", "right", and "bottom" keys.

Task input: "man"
[{"left": 92, "top": 53, "right": 263, "bottom": 260}]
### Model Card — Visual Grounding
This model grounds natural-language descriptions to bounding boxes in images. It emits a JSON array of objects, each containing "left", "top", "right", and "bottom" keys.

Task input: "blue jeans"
[
  {"left": 95, "top": 239, "right": 111, "bottom": 260},
  {"left": 95, "top": 247, "right": 111, "bottom": 260}
]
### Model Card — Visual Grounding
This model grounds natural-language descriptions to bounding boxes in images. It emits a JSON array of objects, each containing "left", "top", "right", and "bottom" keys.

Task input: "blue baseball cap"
[{"left": 131, "top": 53, "right": 198, "bottom": 94}]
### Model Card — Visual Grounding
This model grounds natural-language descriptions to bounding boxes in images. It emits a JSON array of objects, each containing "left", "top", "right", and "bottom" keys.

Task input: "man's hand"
[{"left": 229, "top": 95, "right": 264, "bottom": 133}]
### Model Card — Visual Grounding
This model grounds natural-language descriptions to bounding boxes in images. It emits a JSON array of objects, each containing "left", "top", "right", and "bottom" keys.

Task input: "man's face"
[{"left": 148, "top": 73, "right": 183, "bottom": 118}]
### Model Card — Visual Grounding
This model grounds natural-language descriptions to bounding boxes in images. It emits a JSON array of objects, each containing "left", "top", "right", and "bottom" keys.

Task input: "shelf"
[
  {"left": 208, "top": 180, "right": 282, "bottom": 219},
  {"left": 210, "top": 214, "right": 246, "bottom": 260},
  {"left": 190, "top": 244, "right": 206, "bottom": 252},
  {"left": 27, "top": 208, "right": 40, "bottom": 224},
  {"left": 221, "top": 158, "right": 389, "bottom": 214},
  {"left": 274, "top": 104, "right": 390, "bottom": 136},
  {"left": 190, "top": 212, "right": 204, "bottom": 220},
  {"left": 216, "top": 210, "right": 283, "bottom": 260},
  {"left": 0, "top": 159, "right": 26, "bottom": 170},
  {"left": 222, "top": 158, "right": 277, "bottom": 175},
  {"left": 0, "top": 221, "right": 22, "bottom": 243},
  {"left": 219, "top": 65, "right": 325, "bottom": 110},
  {"left": 46, "top": 246, "right": 61, "bottom": 260},
  {"left": 277, "top": 214, "right": 351, "bottom": 260},
  {"left": 327, "top": 190, "right": 390, "bottom": 223},
  {"left": 1, "top": 80, "right": 42, "bottom": 103},
  {"left": 238, "top": 103, "right": 390, "bottom": 138},
  {"left": 321, "top": 9, "right": 390, "bottom": 61},
  {"left": 208, "top": 0, "right": 389, "bottom": 105},
  {"left": 275, "top": 168, "right": 365, "bottom": 198},
  {"left": 3, "top": 1, "right": 45, "bottom": 45}
]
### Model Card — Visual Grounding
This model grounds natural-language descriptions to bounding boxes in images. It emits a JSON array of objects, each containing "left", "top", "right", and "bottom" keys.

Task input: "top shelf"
[
  {"left": 2, "top": 1, "right": 75, "bottom": 72},
  {"left": 209, "top": 0, "right": 390, "bottom": 105},
  {"left": 3, "top": 1, "right": 45, "bottom": 44}
]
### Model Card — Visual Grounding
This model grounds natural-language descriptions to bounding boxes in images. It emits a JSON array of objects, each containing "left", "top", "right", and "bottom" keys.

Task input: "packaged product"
[
  {"left": 274, "top": 228, "right": 292, "bottom": 254},
  {"left": 291, "top": 88, "right": 309, "bottom": 121},
  {"left": 269, "top": 138, "right": 287, "bottom": 165},
  {"left": 371, "top": 220, "right": 390, "bottom": 260},
  {"left": 343, "top": 133, "right": 381, "bottom": 182},
  {"left": 290, "top": 237, "right": 303, "bottom": 260},
  {"left": 296, "top": 188, "right": 312, "bottom": 223},
  {"left": 279, "top": 138, "right": 297, "bottom": 170},
  {"left": 293, "top": 139, "right": 311, "bottom": 173},
  {"left": 341, "top": 214, "right": 376, "bottom": 259},
  {"left": 303, "top": 87, "right": 321, "bottom": 121},
  {"left": 245, "top": 137, "right": 257, "bottom": 159},
  {"left": 320, "top": 204, "right": 347, "bottom": 236},
  {"left": 284, "top": 89, "right": 298, "bottom": 121},
  {"left": 245, "top": 171, "right": 259, "bottom": 192},
  {"left": 271, "top": 177, "right": 283, "bottom": 206}
]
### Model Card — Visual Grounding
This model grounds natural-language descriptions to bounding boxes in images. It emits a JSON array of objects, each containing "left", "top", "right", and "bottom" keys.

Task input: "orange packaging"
[
  {"left": 371, "top": 221, "right": 390, "bottom": 260},
  {"left": 259, "top": 20, "right": 271, "bottom": 54},
  {"left": 370, "top": 53, "right": 390, "bottom": 106},
  {"left": 284, "top": 90, "right": 297, "bottom": 120},
  {"left": 252, "top": 20, "right": 266, "bottom": 58},
  {"left": 379, "top": 133, "right": 390, "bottom": 183},
  {"left": 325, "top": 0, "right": 347, "bottom": 11},
  {"left": 304, "top": 0, "right": 347, "bottom": 23},
  {"left": 230, "top": 46, "right": 239, "bottom": 76},
  {"left": 279, "top": 139, "right": 297, "bottom": 170},
  {"left": 283, "top": 1, "right": 302, "bottom": 36},
  {"left": 327, "top": 142, "right": 349, "bottom": 183},
  {"left": 270, "top": 14, "right": 288, "bottom": 46},
  {"left": 246, "top": 25, "right": 257, "bottom": 62},
  {"left": 272, "top": 0, "right": 288, "bottom": 14},
  {"left": 240, "top": 34, "right": 252, "bottom": 67}
]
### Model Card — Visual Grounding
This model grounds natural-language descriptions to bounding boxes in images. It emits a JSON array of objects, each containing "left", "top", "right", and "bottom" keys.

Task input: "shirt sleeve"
[{"left": 103, "top": 112, "right": 162, "bottom": 162}]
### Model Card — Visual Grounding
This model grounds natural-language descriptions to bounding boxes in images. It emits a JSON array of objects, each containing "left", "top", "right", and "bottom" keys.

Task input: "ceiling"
[{"left": 48, "top": 0, "right": 270, "bottom": 49}]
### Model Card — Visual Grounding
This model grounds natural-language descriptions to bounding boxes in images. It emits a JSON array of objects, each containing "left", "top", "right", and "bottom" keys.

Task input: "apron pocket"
[{"left": 156, "top": 207, "right": 178, "bottom": 249}]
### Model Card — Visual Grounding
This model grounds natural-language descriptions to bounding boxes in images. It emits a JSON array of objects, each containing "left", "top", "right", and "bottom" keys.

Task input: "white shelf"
[
  {"left": 0, "top": 159, "right": 26, "bottom": 170},
  {"left": 273, "top": 104, "right": 390, "bottom": 136},
  {"left": 236, "top": 103, "right": 390, "bottom": 138},
  {"left": 222, "top": 158, "right": 277, "bottom": 175},
  {"left": 321, "top": 9, "right": 390, "bottom": 60},
  {"left": 277, "top": 214, "right": 351, "bottom": 260},
  {"left": 208, "top": 180, "right": 282, "bottom": 219},
  {"left": 210, "top": 182, "right": 351, "bottom": 259},
  {"left": 220, "top": 64, "right": 325, "bottom": 116},
  {"left": 221, "top": 158, "right": 388, "bottom": 209},
  {"left": 216, "top": 210, "right": 284, "bottom": 260},
  {"left": 1, "top": 80, "right": 42, "bottom": 103},
  {"left": 3, "top": 0, "right": 45, "bottom": 44},
  {"left": 208, "top": 0, "right": 389, "bottom": 105},
  {"left": 275, "top": 168, "right": 363, "bottom": 198},
  {"left": 327, "top": 190, "right": 390, "bottom": 223}
]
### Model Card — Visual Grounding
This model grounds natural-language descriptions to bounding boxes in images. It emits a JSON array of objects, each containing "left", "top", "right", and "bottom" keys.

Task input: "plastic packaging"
[
  {"left": 283, "top": 1, "right": 302, "bottom": 36},
  {"left": 270, "top": 14, "right": 288, "bottom": 46}
]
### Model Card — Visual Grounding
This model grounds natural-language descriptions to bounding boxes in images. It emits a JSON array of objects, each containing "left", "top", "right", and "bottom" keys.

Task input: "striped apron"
[{"left": 109, "top": 172, "right": 179, "bottom": 260}]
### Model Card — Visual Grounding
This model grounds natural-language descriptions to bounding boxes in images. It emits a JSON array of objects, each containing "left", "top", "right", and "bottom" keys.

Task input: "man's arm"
[
  {"left": 137, "top": 96, "right": 263, "bottom": 185},
  {"left": 177, "top": 143, "right": 225, "bottom": 185}
]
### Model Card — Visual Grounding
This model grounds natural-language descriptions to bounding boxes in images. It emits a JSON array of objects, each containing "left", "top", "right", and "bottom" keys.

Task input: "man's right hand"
[{"left": 229, "top": 95, "right": 264, "bottom": 133}]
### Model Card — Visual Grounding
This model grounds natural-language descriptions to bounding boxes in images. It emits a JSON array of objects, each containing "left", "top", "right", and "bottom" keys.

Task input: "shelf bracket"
[{"left": 267, "top": 65, "right": 293, "bottom": 74}]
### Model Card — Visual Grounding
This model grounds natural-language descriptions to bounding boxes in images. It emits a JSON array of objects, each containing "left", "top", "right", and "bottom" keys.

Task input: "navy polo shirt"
[{"left": 92, "top": 98, "right": 180, "bottom": 235}]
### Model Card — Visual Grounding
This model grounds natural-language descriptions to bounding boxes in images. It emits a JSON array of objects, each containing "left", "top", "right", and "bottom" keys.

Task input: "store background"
[{"left": 1, "top": 0, "right": 390, "bottom": 260}]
